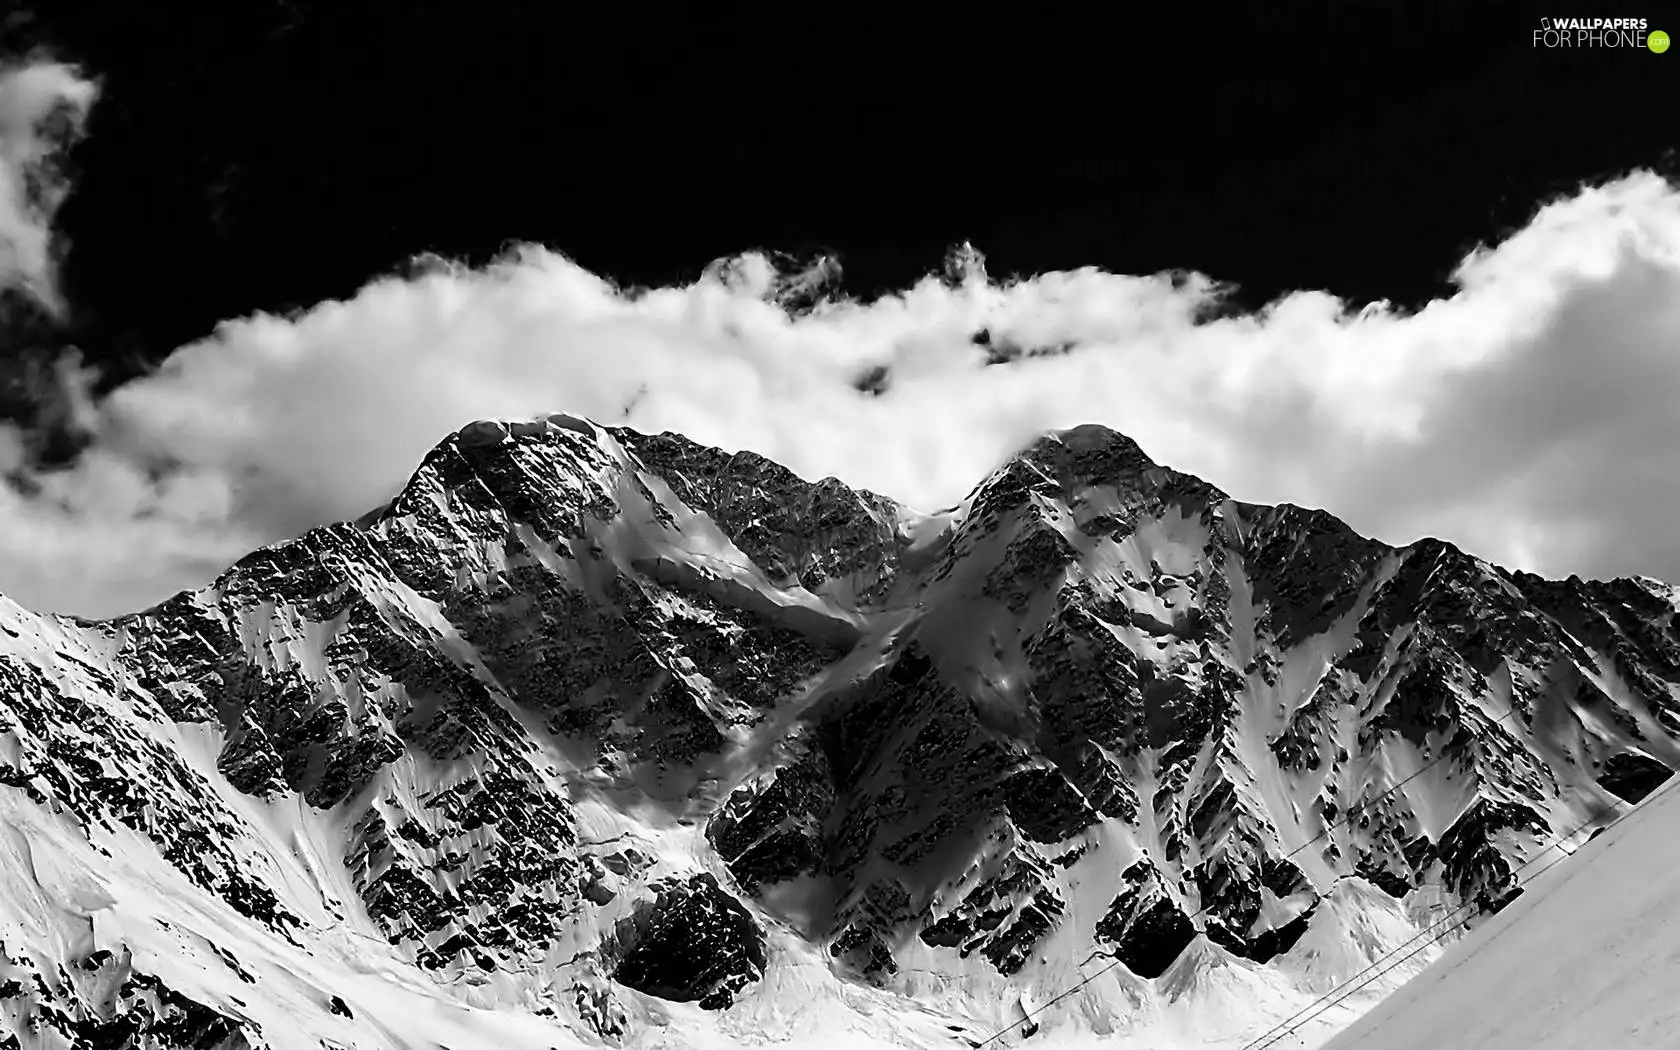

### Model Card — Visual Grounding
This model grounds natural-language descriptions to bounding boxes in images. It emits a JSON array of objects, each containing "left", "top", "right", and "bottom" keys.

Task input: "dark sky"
[{"left": 4, "top": 0, "right": 1675, "bottom": 395}]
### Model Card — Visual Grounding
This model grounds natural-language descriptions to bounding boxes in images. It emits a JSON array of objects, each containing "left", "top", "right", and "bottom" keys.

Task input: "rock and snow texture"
[
  {"left": 0, "top": 413, "right": 1677, "bottom": 1049},
  {"left": 1323, "top": 776, "right": 1680, "bottom": 1050}
]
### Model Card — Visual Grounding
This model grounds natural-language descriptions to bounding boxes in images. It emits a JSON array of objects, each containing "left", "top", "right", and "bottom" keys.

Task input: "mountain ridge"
[{"left": 2, "top": 412, "right": 1677, "bottom": 1049}]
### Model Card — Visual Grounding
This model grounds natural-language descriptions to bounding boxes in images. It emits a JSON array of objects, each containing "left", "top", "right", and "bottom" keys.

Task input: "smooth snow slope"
[{"left": 1323, "top": 777, "right": 1680, "bottom": 1050}]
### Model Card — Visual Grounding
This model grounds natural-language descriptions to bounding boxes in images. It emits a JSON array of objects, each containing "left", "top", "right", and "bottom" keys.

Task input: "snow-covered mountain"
[{"left": 3, "top": 414, "right": 1678, "bottom": 1049}]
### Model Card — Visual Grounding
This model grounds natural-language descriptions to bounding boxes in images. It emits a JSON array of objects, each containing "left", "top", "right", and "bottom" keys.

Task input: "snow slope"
[{"left": 1323, "top": 776, "right": 1680, "bottom": 1050}]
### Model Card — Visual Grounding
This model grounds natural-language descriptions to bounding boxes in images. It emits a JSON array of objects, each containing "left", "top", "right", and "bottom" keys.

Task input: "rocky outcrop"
[
  {"left": 609, "top": 874, "right": 767, "bottom": 1009},
  {"left": 0, "top": 944, "right": 262, "bottom": 1050},
  {"left": 1093, "top": 860, "right": 1197, "bottom": 978},
  {"left": 707, "top": 730, "right": 834, "bottom": 894},
  {"left": 614, "top": 430, "right": 906, "bottom": 606}
]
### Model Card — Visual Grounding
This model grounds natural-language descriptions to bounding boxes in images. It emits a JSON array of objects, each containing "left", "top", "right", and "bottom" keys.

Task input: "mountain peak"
[
  {"left": 1018, "top": 421, "right": 1157, "bottom": 474},
  {"left": 452, "top": 410, "right": 604, "bottom": 448}
]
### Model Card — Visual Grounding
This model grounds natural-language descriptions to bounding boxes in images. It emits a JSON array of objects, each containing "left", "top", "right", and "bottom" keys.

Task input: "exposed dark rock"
[
  {"left": 1242, "top": 904, "right": 1316, "bottom": 964},
  {"left": 572, "top": 979, "right": 628, "bottom": 1041},
  {"left": 611, "top": 875, "right": 767, "bottom": 1009},
  {"left": 0, "top": 956, "right": 259, "bottom": 1050},
  {"left": 613, "top": 429, "right": 905, "bottom": 606},
  {"left": 1437, "top": 800, "right": 1550, "bottom": 901},
  {"left": 1244, "top": 505, "right": 1386, "bottom": 645},
  {"left": 1596, "top": 751, "right": 1674, "bottom": 803},
  {"left": 708, "top": 734, "right": 834, "bottom": 893},
  {"left": 920, "top": 847, "right": 1067, "bottom": 977},
  {"left": 583, "top": 879, "right": 618, "bottom": 905},
  {"left": 1002, "top": 766, "right": 1100, "bottom": 843},
  {"left": 1355, "top": 854, "right": 1416, "bottom": 898},
  {"left": 853, "top": 364, "right": 891, "bottom": 396},
  {"left": 1093, "top": 861, "right": 1196, "bottom": 979}
]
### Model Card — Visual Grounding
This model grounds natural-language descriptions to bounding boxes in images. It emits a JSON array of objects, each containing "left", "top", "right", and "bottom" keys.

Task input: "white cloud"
[
  {"left": 7, "top": 171, "right": 1680, "bottom": 617},
  {"left": 0, "top": 58, "right": 99, "bottom": 310}
]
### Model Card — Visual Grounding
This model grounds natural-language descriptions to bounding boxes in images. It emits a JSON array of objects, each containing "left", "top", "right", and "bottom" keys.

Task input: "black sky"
[{"left": 3, "top": 0, "right": 1675, "bottom": 400}]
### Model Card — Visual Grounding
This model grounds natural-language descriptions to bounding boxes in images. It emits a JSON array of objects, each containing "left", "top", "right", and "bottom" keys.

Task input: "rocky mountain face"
[{"left": 2, "top": 413, "right": 1678, "bottom": 1050}]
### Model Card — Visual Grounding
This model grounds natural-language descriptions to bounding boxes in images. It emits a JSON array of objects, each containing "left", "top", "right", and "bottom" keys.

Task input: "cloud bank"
[
  {"left": 6, "top": 171, "right": 1680, "bottom": 618},
  {"left": 0, "top": 58, "right": 98, "bottom": 310}
]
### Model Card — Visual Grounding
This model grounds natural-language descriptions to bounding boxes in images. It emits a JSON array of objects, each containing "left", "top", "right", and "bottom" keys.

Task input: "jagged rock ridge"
[{"left": 1, "top": 412, "right": 1677, "bottom": 1049}]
